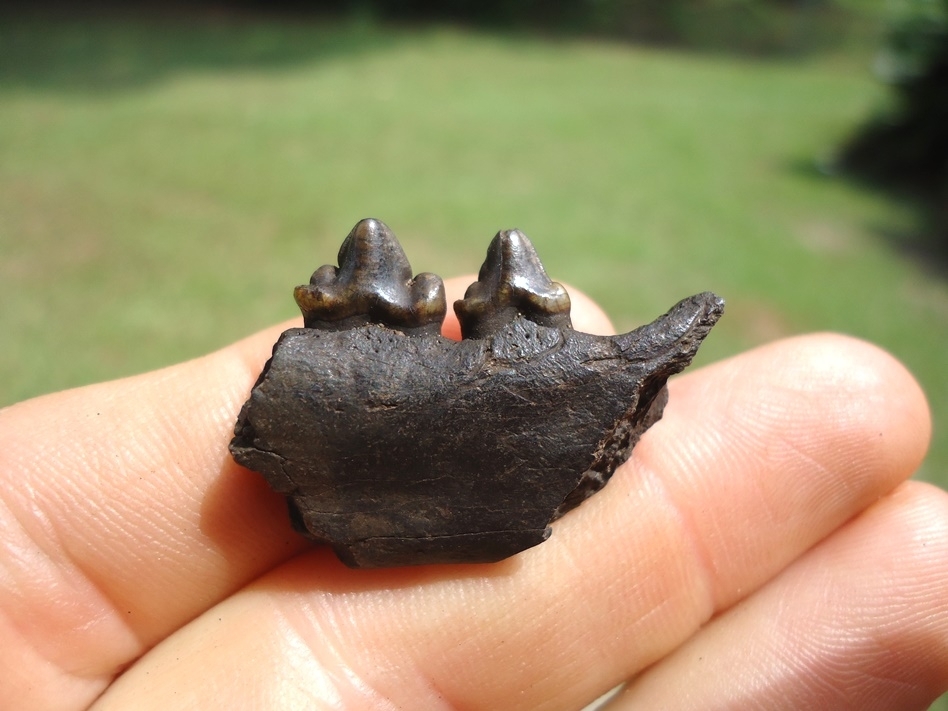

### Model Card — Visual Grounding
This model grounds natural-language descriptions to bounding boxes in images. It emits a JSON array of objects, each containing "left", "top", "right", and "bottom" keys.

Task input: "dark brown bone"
[{"left": 230, "top": 219, "right": 724, "bottom": 568}]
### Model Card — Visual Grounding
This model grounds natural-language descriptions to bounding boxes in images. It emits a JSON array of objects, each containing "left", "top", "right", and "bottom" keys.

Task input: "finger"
[
  {"left": 92, "top": 335, "right": 930, "bottom": 711},
  {"left": 0, "top": 278, "right": 612, "bottom": 711},
  {"left": 610, "top": 481, "right": 948, "bottom": 711},
  {"left": 0, "top": 320, "right": 305, "bottom": 711}
]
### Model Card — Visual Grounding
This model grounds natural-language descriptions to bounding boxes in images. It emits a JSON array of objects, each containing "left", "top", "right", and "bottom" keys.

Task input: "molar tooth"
[
  {"left": 294, "top": 218, "right": 446, "bottom": 334},
  {"left": 454, "top": 229, "right": 571, "bottom": 339}
]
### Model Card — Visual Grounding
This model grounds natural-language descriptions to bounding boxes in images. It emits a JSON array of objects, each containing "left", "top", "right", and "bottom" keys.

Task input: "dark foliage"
[
  {"left": 4, "top": 0, "right": 855, "bottom": 56},
  {"left": 223, "top": 0, "right": 840, "bottom": 55},
  {"left": 839, "top": 1, "right": 948, "bottom": 241},
  {"left": 841, "top": 4, "right": 948, "bottom": 194}
]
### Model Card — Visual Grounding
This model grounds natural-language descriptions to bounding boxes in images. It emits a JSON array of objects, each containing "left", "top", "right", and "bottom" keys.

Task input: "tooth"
[
  {"left": 454, "top": 229, "right": 571, "bottom": 339},
  {"left": 293, "top": 218, "right": 446, "bottom": 335}
]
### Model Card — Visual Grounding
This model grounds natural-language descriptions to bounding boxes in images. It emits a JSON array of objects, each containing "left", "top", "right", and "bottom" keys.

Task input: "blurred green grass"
[{"left": 1, "top": 11, "right": 946, "bottom": 495}]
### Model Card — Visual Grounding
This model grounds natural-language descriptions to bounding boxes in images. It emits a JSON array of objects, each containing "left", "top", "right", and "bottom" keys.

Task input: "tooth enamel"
[
  {"left": 454, "top": 229, "right": 572, "bottom": 340},
  {"left": 293, "top": 218, "right": 446, "bottom": 335}
]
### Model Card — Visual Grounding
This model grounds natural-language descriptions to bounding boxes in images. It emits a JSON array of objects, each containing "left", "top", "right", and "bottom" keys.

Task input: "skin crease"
[{"left": 0, "top": 276, "right": 943, "bottom": 711}]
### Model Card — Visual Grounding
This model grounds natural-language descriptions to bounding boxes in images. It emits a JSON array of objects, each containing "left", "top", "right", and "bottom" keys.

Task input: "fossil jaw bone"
[{"left": 231, "top": 219, "right": 724, "bottom": 568}]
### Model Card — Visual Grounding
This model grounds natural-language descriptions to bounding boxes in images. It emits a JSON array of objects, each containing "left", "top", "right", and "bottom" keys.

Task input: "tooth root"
[
  {"left": 454, "top": 229, "right": 571, "bottom": 339},
  {"left": 294, "top": 218, "right": 446, "bottom": 334}
]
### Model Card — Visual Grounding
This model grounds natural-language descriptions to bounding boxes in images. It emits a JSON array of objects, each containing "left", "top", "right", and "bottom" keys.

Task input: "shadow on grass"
[
  {"left": 0, "top": 0, "right": 879, "bottom": 95},
  {"left": 788, "top": 156, "right": 948, "bottom": 279},
  {"left": 0, "top": 4, "right": 399, "bottom": 93}
]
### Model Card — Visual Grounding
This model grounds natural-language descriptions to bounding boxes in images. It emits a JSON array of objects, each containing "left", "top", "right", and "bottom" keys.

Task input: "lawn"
[
  {"left": 3, "top": 12, "right": 946, "bottom": 456},
  {"left": 2, "top": 8, "right": 947, "bottom": 708},
  {"left": 4, "top": 12, "right": 946, "bottom": 479}
]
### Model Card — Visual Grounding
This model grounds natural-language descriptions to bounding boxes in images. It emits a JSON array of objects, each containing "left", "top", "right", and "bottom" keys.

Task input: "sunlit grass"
[{"left": 2, "top": 14, "right": 946, "bottom": 493}]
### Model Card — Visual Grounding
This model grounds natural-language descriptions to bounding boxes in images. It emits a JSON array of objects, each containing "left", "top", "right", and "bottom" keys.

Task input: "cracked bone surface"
[{"left": 230, "top": 219, "right": 724, "bottom": 568}]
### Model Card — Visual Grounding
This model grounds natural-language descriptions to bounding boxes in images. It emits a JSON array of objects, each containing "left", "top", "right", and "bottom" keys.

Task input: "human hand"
[{"left": 2, "top": 279, "right": 946, "bottom": 710}]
